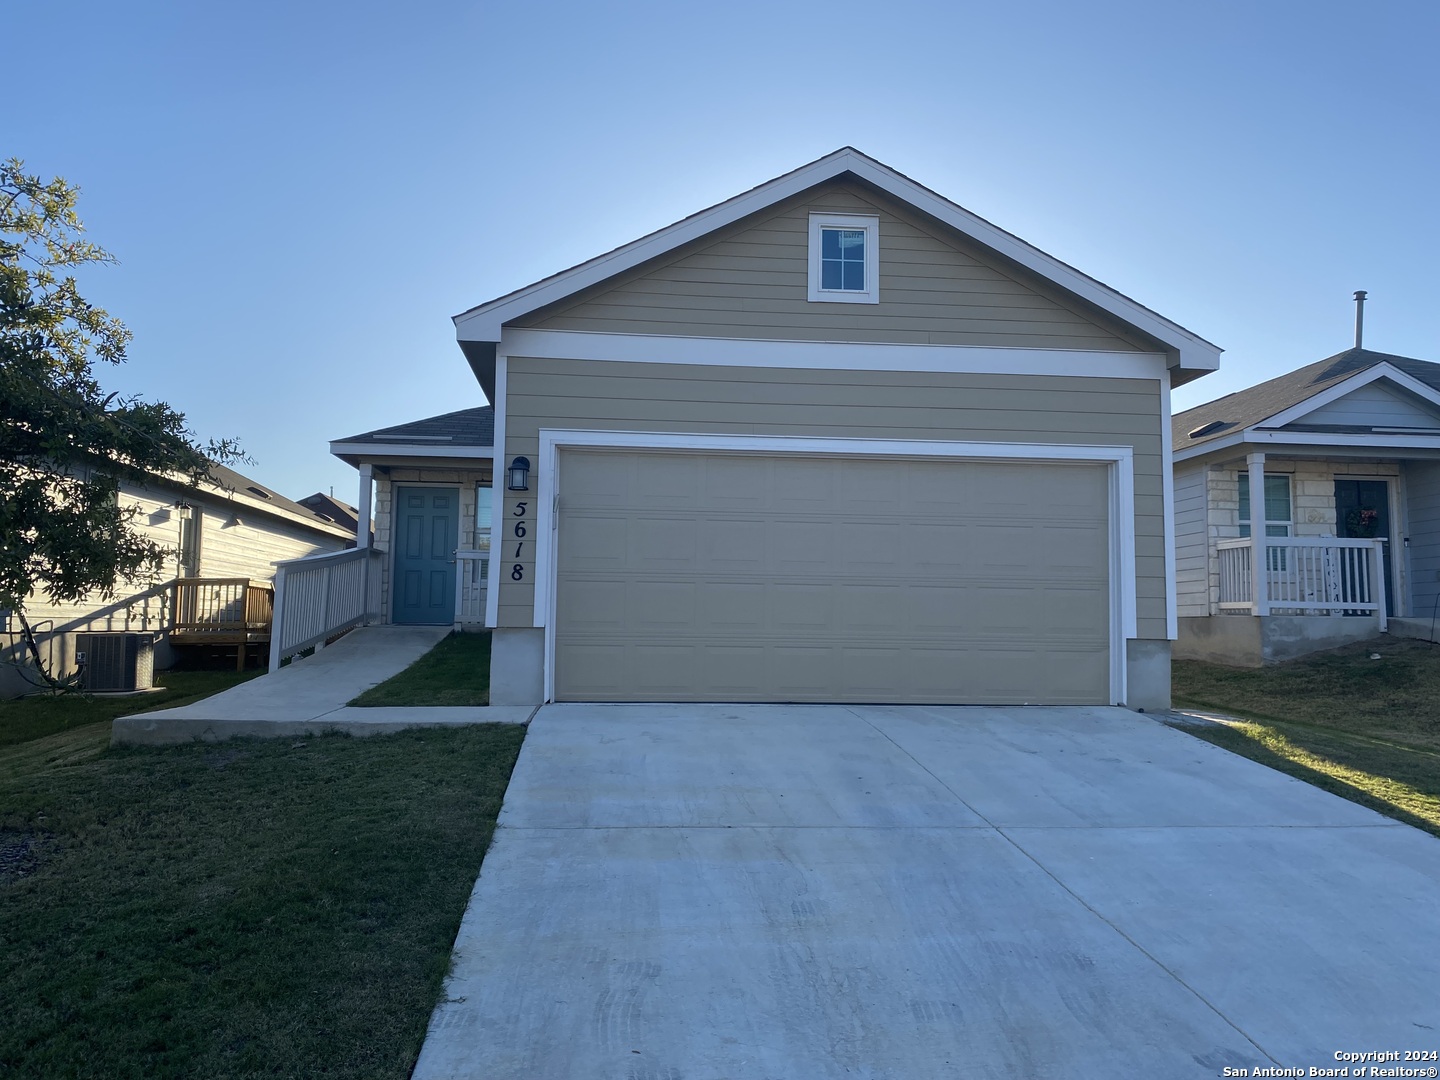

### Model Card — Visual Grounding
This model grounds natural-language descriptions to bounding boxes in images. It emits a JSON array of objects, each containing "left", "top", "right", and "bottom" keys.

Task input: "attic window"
[
  {"left": 246, "top": 486, "right": 272, "bottom": 499},
  {"left": 808, "top": 213, "right": 879, "bottom": 304},
  {"left": 1187, "top": 421, "right": 1228, "bottom": 439}
]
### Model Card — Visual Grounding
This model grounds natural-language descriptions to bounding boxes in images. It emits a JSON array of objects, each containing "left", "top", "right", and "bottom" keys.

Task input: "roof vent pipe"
[{"left": 1354, "top": 290, "right": 1367, "bottom": 349}]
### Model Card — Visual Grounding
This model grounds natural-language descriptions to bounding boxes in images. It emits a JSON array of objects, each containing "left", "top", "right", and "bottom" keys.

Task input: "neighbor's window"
[
  {"left": 1238, "top": 474, "right": 1293, "bottom": 538},
  {"left": 808, "top": 213, "right": 879, "bottom": 304}
]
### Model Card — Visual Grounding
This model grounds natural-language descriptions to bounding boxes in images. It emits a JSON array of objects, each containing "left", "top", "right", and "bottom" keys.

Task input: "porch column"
[
  {"left": 356, "top": 464, "right": 373, "bottom": 550},
  {"left": 1247, "top": 452, "right": 1269, "bottom": 616}
]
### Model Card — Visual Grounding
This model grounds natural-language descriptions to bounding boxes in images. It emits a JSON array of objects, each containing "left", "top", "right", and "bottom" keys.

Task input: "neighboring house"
[
  {"left": 327, "top": 148, "right": 1222, "bottom": 710},
  {"left": 1173, "top": 346, "right": 1440, "bottom": 665},
  {"left": 0, "top": 464, "right": 353, "bottom": 697},
  {"left": 297, "top": 491, "right": 367, "bottom": 545}
]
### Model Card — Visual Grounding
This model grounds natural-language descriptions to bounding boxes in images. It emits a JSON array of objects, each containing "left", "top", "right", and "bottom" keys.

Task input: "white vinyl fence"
[
  {"left": 1216, "top": 536, "right": 1388, "bottom": 628},
  {"left": 268, "top": 547, "right": 385, "bottom": 669}
]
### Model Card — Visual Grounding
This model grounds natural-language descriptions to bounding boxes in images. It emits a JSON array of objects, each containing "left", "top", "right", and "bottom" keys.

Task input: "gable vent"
[{"left": 1187, "top": 420, "right": 1228, "bottom": 439}]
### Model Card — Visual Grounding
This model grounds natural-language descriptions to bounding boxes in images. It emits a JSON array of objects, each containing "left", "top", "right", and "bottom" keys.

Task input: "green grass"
[
  {"left": 0, "top": 670, "right": 261, "bottom": 749},
  {"left": 1172, "top": 637, "right": 1440, "bottom": 838},
  {"left": 0, "top": 721, "right": 526, "bottom": 1079},
  {"left": 349, "top": 631, "right": 491, "bottom": 708}
]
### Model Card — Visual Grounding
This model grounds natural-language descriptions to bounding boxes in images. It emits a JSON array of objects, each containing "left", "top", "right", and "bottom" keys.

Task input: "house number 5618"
[{"left": 511, "top": 501, "right": 527, "bottom": 581}]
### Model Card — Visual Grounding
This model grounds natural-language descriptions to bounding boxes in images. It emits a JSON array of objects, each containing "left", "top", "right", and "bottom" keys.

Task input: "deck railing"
[
  {"left": 172, "top": 578, "right": 273, "bottom": 634},
  {"left": 455, "top": 549, "right": 489, "bottom": 625},
  {"left": 269, "top": 547, "right": 385, "bottom": 669},
  {"left": 1216, "top": 536, "right": 1388, "bottom": 628}
]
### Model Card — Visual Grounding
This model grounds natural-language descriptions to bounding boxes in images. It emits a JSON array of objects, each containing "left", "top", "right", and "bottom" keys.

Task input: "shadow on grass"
[
  {"left": 1179, "top": 719, "right": 1440, "bottom": 840},
  {"left": 349, "top": 631, "right": 490, "bottom": 708}
]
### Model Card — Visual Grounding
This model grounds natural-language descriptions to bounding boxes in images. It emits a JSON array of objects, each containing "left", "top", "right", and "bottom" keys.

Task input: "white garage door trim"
[{"left": 533, "top": 430, "right": 1138, "bottom": 704}]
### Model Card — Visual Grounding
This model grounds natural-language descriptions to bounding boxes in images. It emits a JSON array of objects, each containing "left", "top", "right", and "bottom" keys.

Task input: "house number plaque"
[{"left": 511, "top": 501, "right": 527, "bottom": 581}]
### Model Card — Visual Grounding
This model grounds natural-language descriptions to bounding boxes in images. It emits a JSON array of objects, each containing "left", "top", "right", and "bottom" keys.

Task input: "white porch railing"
[
  {"left": 269, "top": 547, "right": 385, "bottom": 669},
  {"left": 1216, "top": 536, "right": 1388, "bottom": 629},
  {"left": 455, "top": 549, "right": 489, "bottom": 625}
]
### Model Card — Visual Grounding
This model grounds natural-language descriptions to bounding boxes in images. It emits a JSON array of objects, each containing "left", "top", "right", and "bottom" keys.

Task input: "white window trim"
[
  {"left": 1238, "top": 472, "right": 1293, "bottom": 538},
  {"left": 532, "top": 429, "right": 1138, "bottom": 706},
  {"left": 808, "top": 213, "right": 879, "bottom": 304}
]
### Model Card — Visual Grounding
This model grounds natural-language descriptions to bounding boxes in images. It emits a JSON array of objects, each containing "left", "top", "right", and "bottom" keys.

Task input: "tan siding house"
[{"left": 332, "top": 148, "right": 1221, "bottom": 709}]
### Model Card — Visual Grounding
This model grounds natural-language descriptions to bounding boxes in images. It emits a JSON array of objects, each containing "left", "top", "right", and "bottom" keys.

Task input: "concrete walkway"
[
  {"left": 414, "top": 703, "right": 1440, "bottom": 1080},
  {"left": 113, "top": 625, "right": 534, "bottom": 744}
]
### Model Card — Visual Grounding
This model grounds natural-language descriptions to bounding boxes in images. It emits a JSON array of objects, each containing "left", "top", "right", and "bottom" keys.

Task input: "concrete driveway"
[{"left": 414, "top": 704, "right": 1440, "bottom": 1079}]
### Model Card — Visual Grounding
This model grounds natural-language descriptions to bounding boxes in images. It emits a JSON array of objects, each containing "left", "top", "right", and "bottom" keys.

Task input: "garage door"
[{"left": 554, "top": 450, "right": 1112, "bottom": 704}]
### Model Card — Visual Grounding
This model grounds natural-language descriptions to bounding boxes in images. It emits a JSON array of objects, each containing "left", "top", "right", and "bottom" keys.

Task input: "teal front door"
[{"left": 393, "top": 487, "right": 459, "bottom": 624}]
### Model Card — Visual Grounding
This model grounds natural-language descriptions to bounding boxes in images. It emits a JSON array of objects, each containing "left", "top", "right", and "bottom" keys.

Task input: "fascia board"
[
  {"left": 1255, "top": 363, "right": 1440, "bottom": 430},
  {"left": 453, "top": 149, "right": 1221, "bottom": 371},
  {"left": 1176, "top": 427, "right": 1440, "bottom": 465},
  {"left": 454, "top": 148, "right": 864, "bottom": 341},
  {"left": 838, "top": 156, "right": 1221, "bottom": 370},
  {"left": 327, "top": 441, "right": 496, "bottom": 461}
]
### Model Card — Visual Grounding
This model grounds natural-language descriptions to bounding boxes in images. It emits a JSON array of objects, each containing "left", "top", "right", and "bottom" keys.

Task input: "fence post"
[
  {"left": 1373, "top": 540, "right": 1389, "bottom": 633},
  {"left": 268, "top": 565, "right": 287, "bottom": 671}
]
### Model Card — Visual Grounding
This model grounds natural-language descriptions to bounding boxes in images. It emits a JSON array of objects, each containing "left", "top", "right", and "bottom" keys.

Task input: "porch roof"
[
  {"left": 330, "top": 407, "right": 496, "bottom": 468},
  {"left": 1174, "top": 348, "right": 1440, "bottom": 462}
]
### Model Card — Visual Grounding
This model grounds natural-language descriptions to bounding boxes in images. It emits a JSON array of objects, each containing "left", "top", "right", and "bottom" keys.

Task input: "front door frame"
[
  {"left": 1336, "top": 473, "right": 1405, "bottom": 616},
  {"left": 390, "top": 483, "right": 461, "bottom": 625},
  {"left": 533, "top": 429, "right": 1140, "bottom": 706}
]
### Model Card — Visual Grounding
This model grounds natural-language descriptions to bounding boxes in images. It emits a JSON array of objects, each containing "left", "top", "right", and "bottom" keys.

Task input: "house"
[
  {"left": 1173, "top": 344, "right": 1440, "bottom": 665},
  {"left": 325, "top": 148, "right": 1221, "bottom": 710},
  {"left": 0, "top": 464, "right": 354, "bottom": 697},
  {"left": 296, "top": 491, "right": 368, "bottom": 545}
]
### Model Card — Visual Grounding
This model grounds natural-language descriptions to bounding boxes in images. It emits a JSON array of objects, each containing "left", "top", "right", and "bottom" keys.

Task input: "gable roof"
[
  {"left": 1173, "top": 347, "right": 1440, "bottom": 453},
  {"left": 297, "top": 492, "right": 362, "bottom": 533},
  {"left": 453, "top": 147, "right": 1221, "bottom": 380}
]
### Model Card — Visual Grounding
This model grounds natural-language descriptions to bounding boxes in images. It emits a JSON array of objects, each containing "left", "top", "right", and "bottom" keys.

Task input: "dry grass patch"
[{"left": 1172, "top": 637, "right": 1440, "bottom": 837}]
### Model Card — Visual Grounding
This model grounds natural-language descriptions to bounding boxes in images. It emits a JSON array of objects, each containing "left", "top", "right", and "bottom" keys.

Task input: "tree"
[{"left": 1, "top": 158, "right": 241, "bottom": 685}]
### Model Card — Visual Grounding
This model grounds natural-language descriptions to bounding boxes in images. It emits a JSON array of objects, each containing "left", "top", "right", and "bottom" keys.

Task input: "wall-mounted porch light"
[
  {"left": 173, "top": 501, "right": 193, "bottom": 518},
  {"left": 507, "top": 456, "right": 531, "bottom": 492}
]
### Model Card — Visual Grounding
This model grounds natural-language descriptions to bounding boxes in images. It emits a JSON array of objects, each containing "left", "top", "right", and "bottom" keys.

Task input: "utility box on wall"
[{"left": 76, "top": 633, "right": 155, "bottom": 692}]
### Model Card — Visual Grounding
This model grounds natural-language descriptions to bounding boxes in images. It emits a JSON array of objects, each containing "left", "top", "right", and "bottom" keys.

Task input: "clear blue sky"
[{"left": 11, "top": 0, "right": 1439, "bottom": 504}]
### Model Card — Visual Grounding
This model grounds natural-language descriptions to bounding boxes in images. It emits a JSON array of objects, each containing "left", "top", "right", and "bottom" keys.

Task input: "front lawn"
[
  {"left": 0, "top": 722, "right": 526, "bottom": 1078},
  {"left": 0, "top": 669, "right": 260, "bottom": 748},
  {"left": 1172, "top": 638, "right": 1440, "bottom": 838},
  {"left": 349, "top": 631, "right": 491, "bottom": 707}
]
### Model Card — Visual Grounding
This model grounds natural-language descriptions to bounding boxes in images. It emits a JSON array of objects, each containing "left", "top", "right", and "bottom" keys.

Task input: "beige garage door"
[{"left": 554, "top": 450, "right": 1112, "bottom": 704}]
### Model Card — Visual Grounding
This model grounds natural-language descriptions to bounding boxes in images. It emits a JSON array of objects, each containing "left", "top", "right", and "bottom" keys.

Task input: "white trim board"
[
  {"left": 1259, "top": 363, "right": 1440, "bottom": 430},
  {"left": 329, "top": 441, "right": 495, "bottom": 461},
  {"left": 455, "top": 148, "right": 1220, "bottom": 376},
  {"left": 484, "top": 355, "right": 509, "bottom": 629},
  {"left": 501, "top": 328, "right": 1168, "bottom": 380},
  {"left": 1161, "top": 372, "right": 1178, "bottom": 640},
  {"left": 1175, "top": 428, "right": 1440, "bottom": 463},
  {"left": 531, "top": 429, "right": 1139, "bottom": 706}
]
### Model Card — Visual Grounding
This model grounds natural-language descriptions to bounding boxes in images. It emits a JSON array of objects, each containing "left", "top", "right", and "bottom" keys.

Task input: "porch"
[
  {"left": 269, "top": 546, "right": 489, "bottom": 669},
  {"left": 1215, "top": 536, "right": 1389, "bottom": 627}
]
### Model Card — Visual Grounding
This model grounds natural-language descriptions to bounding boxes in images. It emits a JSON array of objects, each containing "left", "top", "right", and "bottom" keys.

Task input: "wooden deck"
[{"left": 167, "top": 578, "right": 275, "bottom": 669}]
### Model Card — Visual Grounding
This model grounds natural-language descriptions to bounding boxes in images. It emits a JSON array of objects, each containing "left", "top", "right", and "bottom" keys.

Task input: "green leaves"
[{"left": 1, "top": 159, "right": 241, "bottom": 611}]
